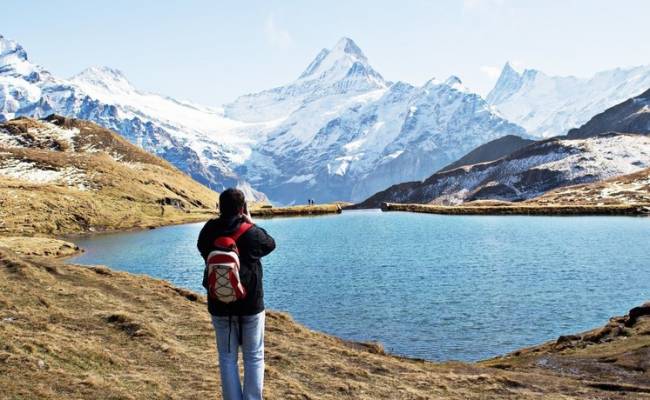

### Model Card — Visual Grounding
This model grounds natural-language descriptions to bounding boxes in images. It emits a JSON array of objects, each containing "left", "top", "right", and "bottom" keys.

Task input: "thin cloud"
[
  {"left": 264, "top": 14, "right": 293, "bottom": 49},
  {"left": 510, "top": 60, "right": 526, "bottom": 71},
  {"left": 480, "top": 65, "right": 502, "bottom": 80},
  {"left": 462, "top": 0, "right": 506, "bottom": 12}
]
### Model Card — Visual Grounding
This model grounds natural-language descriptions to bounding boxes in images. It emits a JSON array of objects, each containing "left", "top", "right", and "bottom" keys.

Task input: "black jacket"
[{"left": 197, "top": 215, "right": 276, "bottom": 316}]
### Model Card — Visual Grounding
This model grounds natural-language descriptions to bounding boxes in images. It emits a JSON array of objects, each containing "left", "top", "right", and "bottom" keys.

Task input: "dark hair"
[{"left": 219, "top": 188, "right": 246, "bottom": 217}]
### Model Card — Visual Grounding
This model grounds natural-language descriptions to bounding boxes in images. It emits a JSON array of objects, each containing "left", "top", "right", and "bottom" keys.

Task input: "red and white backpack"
[{"left": 205, "top": 222, "right": 253, "bottom": 303}]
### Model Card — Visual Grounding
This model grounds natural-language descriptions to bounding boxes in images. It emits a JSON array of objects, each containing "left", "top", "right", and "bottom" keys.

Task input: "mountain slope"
[
  {"left": 356, "top": 90, "right": 650, "bottom": 208},
  {"left": 487, "top": 62, "right": 650, "bottom": 138},
  {"left": 438, "top": 134, "right": 535, "bottom": 173},
  {"left": 356, "top": 133, "right": 650, "bottom": 207},
  {"left": 567, "top": 88, "right": 650, "bottom": 138},
  {"left": 530, "top": 167, "right": 650, "bottom": 206},
  {"left": 0, "top": 115, "right": 217, "bottom": 235}
]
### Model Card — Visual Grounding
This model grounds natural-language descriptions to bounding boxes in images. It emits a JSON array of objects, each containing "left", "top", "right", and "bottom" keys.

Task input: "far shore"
[
  {"left": 250, "top": 202, "right": 346, "bottom": 218},
  {"left": 0, "top": 203, "right": 346, "bottom": 245},
  {"left": 0, "top": 202, "right": 349, "bottom": 264},
  {"left": 380, "top": 202, "right": 650, "bottom": 216}
]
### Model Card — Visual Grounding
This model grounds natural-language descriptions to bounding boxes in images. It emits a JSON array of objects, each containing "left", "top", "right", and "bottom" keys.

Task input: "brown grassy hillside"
[
  {"left": 529, "top": 167, "right": 650, "bottom": 206},
  {"left": 0, "top": 116, "right": 218, "bottom": 235},
  {"left": 1, "top": 247, "right": 649, "bottom": 399}
]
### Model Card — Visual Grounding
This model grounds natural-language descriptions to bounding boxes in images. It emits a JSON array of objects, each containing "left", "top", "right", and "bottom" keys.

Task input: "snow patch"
[
  {"left": 343, "top": 139, "right": 366, "bottom": 152},
  {"left": 383, "top": 150, "right": 404, "bottom": 160},
  {"left": 0, "top": 122, "right": 79, "bottom": 151},
  {"left": 0, "top": 158, "right": 90, "bottom": 190},
  {"left": 285, "top": 174, "right": 315, "bottom": 184}
]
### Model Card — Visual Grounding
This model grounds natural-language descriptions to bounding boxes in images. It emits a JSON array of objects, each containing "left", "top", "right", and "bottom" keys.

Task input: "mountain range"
[
  {"left": 0, "top": 34, "right": 263, "bottom": 198},
  {"left": 0, "top": 35, "right": 525, "bottom": 203},
  {"left": 3, "top": 33, "right": 650, "bottom": 204},
  {"left": 487, "top": 62, "right": 650, "bottom": 138},
  {"left": 355, "top": 89, "right": 650, "bottom": 208}
]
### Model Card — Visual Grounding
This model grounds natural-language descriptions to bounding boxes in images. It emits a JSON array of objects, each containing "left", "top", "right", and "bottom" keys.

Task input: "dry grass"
[
  {"left": 1, "top": 248, "right": 648, "bottom": 399},
  {"left": 0, "top": 236, "right": 80, "bottom": 258},
  {"left": 530, "top": 167, "right": 650, "bottom": 206},
  {"left": 0, "top": 116, "right": 219, "bottom": 236},
  {"left": 250, "top": 203, "right": 347, "bottom": 218},
  {"left": 381, "top": 202, "right": 649, "bottom": 216},
  {"left": 0, "top": 117, "right": 351, "bottom": 237}
]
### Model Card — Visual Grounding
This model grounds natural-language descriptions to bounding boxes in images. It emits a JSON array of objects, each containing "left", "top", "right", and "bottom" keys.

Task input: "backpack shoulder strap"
[{"left": 230, "top": 222, "right": 253, "bottom": 242}]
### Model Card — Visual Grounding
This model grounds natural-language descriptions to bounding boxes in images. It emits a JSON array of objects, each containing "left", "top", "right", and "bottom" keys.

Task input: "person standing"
[{"left": 197, "top": 188, "right": 276, "bottom": 400}]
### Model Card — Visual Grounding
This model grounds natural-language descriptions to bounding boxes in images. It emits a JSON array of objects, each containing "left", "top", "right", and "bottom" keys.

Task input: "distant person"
[{"left": 197, "top": 188, "right": 276, "bottom": 400}]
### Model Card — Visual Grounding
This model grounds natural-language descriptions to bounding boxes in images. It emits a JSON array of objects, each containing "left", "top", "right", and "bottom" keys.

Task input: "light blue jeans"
[{"left": 211, "top": 311, "right": 265, "bottom": 400}]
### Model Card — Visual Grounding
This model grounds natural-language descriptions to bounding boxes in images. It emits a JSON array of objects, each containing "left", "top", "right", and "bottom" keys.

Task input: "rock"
[
  {"left": 556, "top": 334, "right": 580, "bottom": 345},
  {"left": 158, "top": 197, "right": 185, "bottom": 210},
  {"left": 37, "top": 359, "right": 45, "bottom": 369},
  {"left": 625, "top": 303, "right": 650, "bottom": 327},
  {"left": 582, "top": 327, "right": 610, "bottom": 343}
]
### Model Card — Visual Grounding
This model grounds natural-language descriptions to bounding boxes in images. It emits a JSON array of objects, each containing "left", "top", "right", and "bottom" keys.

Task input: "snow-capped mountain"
[
  {"left": 357, "top": 90, "right": 650, "bottom": 207},
  {"left": 225, "top": 38, "right": 387, "bottom": 122},
  {"left": 0, "top": 34, "right": 265, "bottom": 199},
  {"left": 487, "top": 62, "right": 650, "bottom": 138},
  {"left": 358, "top": 133, "right": 650, "bottom": 207},
  {"left": 0, "top": 36, "right": 51, "bottom": 117},
  {"left": 1, "top": 34, "right": 525, "bottom": 203},
  {"left": 245, "top": 76, "right": 525, "bottom": 203},
  {"left": 229, "top": 38, "right": 525, "bottom": 203}
]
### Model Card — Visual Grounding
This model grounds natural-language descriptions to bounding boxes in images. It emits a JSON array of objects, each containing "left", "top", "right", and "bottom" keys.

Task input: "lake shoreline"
[
  {"left": 3, "top": 207, "right": 650, "bottom": 398},
  {"left": 380, "top": 202, "right": 650, "bottom": 216}
]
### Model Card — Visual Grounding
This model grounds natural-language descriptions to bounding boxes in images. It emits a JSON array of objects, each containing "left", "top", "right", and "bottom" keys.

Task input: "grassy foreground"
[{"left": 1, "top": 245, "right": 649, "bottom": 399}]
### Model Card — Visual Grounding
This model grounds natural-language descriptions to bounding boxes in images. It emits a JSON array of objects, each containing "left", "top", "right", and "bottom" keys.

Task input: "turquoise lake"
[{"left": 67, "top": 210, "right": 650, "bottom": 361}]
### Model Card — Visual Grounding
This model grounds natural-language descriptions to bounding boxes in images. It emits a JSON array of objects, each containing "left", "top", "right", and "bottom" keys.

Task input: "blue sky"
[{"left": 3, "top": 0, "right": 650, "bottom": 106}]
